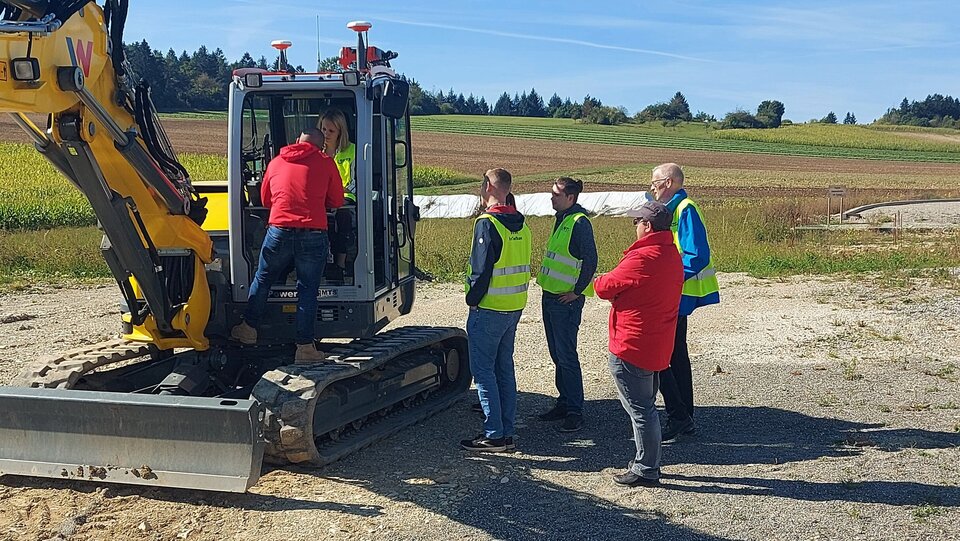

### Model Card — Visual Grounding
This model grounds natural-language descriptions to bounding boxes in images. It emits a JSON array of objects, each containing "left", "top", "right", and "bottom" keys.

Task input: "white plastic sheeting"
[{"left": 414, "top": 192, "right": 651, "bottom": 219}]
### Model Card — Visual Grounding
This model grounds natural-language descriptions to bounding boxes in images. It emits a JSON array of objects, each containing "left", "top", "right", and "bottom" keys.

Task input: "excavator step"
[{"left": 0, "top": 387, "right": 265, "bottom": 492}]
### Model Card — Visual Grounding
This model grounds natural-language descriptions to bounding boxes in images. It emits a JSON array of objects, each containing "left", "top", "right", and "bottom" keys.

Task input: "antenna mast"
[{"left": 317, "top": 15, "right": 323, "bottom": 72}]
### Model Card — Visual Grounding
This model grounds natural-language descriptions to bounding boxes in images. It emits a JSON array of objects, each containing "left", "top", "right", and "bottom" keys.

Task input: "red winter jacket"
[
  {"left": 261, "top": 142, "right": 344, "bottom": 230},
  {"left": 593, "top": 230, "right": 683, "bottom": 371}
]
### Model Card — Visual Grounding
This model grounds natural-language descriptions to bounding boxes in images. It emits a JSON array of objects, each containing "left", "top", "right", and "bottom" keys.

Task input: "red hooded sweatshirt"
[
  {"left": 261, "top": 142, "right": 344, "bottom": 230},
  {"left": 593, "top": 230, "right": 684, "bottom": 371}
]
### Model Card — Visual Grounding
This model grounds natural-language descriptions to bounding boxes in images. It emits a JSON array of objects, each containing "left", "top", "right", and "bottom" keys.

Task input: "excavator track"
[
  {"left": 11, "top": 339, "right": 154, "bottom": 389},
  {"left": 254, "top": 326, "right": 470, "bottom": 465},
  {"left": 11, "top": 327, "right": 471, "bottom": 469}
]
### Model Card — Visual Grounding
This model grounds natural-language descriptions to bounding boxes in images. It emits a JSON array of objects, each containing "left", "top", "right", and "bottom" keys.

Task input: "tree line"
[
  {"left": 877, "top": 94, "right": 960, "bottom": 128},
  {"left": 125, "top": 40, "right": 956, "bottom": 130},
  {"left": 123, "top": 39, "right": 627, "bottom": 123}
]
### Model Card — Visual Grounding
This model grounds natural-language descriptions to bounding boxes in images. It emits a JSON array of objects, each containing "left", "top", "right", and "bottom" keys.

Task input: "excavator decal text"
[{"left": 65, "top": 37, "right": 94, "bottom": 77}]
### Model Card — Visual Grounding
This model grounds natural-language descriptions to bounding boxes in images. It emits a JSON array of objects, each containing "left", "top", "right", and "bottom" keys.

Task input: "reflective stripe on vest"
[
  {"left": 536, "top": 212, "right": 595, "bottom": 296},
  {"left": 466, "top": 214, "right": 532, "bottom": 311},
  {"left": 672, "top": 198, "right": 720, "bottom": 299}
]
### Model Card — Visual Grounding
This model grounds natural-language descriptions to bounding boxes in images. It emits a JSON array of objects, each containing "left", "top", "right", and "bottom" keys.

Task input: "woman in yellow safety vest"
[{"left": 320, "top": 108, "right": 357, "bottom": 280}]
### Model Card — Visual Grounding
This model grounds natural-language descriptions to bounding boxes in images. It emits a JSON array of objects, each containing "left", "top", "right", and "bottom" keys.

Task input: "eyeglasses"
[
  {"left": 632, "top": 217, "right": 647, "bottom": 226},
  {"left": 650, "top": 177, "right": 670, "bottom": 186}
]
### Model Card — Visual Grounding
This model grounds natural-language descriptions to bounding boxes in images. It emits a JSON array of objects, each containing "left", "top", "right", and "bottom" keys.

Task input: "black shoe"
[
  {"left": 460, "top": 434, "right": 507, "bottom": 452},
  {"left": 505, "top": 436, "right": 516, "bottom": 451},
  {"left": 661, "top": 417, "right": 695, "bottom": 442},
  {"left": 556, "top": 413, "right": 584, "bottom": 433},
  {"left": 471, "top": 402, "right": 484, "bottom": 415},
  {"left": 613, "top": 471, "right": 660, "bottom": 487},
  {"left": 537, "top": 405, "right": 567, "bottom": 422}
]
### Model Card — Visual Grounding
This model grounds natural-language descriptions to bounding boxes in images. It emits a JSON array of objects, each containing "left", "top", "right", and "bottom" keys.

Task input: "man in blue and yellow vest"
[
  {"left": 461, "top": 168, "right": 532, "bottom": 453},
  {"left": 536, "top": 177, "right": 598, "bottom": 433},
  {"left": 650, "top": 163, "right": 720, "bottom": 442}
]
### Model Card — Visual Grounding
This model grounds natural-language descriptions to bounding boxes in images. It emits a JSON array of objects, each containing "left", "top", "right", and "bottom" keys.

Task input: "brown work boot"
[
  {"left": 230, "top": 321, "right": 257, "bottom": 344},
  {"left": 294, "top": 343, "right": 327, "bottom": 365}
]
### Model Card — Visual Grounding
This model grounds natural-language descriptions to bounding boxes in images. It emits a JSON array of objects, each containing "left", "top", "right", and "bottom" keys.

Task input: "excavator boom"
[{"left": 0, "top": 0, "right": 213, "bottom": 351}]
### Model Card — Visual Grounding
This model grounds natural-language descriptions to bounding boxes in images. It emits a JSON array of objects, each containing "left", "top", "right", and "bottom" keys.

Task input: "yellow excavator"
[{"left": 0, "top": 0, "right": 470, "bottom": 492}]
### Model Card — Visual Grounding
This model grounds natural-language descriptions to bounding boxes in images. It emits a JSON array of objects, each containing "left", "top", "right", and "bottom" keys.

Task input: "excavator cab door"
[{"left": 387, "top": 111, "right": 416, "bottom": 282}]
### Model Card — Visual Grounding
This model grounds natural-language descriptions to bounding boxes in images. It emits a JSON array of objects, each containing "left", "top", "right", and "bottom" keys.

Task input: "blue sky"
[{"left": 125, "top": 0, "right": 960, "bottom": 122}]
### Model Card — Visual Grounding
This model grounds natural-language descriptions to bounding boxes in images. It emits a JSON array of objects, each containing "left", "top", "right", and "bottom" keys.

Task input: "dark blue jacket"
[{"left": 664, "top": 189, "right": 720, "bottom": 316}]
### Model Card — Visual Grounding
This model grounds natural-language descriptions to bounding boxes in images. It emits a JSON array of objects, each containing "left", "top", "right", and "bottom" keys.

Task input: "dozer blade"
[{"left": 0, "top": 387, "right": 266, "bottom": 493}]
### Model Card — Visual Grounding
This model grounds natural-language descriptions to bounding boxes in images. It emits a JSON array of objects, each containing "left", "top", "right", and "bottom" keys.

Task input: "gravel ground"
[{"left": 0, "top": 274, "right": 959, "bottom": 541}]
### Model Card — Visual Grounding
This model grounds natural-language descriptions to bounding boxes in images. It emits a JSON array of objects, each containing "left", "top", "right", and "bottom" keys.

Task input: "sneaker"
[
  {"left": 230, "top": 322, "right": 257, "bottom": 344},
  {"left": 537, "top": 405, "right": 567, "bottom": 422},
  {"left": 613, "top": 471, "right": 660, "bottom": 487},
  {"left": 505, "top": 436, "right": 516, "bottom": 451},
  {"left": 556, "top": 413, "right": 584, "bottom": 433},
  {"left": 459, "top": 434, "right": 507, "bottom": 452},
  {"left": 661, "top": 417, "right": 695, "bottom": 442},
  {"left": 294, "top": 343, "right": 327, "bottom": 365}
]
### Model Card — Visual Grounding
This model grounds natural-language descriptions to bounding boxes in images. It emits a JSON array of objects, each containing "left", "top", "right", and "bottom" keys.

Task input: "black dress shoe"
[
  {"left": 661, "top": 417, "right": 695, "bottom": 442},
  {"left": 613, "top": 471, "right": 660, "bottom": 487},
  {"left": 556, "top": 413, "right": 584, "bottom": 433}
]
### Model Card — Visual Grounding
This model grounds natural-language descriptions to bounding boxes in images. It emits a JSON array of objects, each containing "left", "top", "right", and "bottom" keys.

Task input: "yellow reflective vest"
[
  {"left": 536, "top": 212, "right": 595, "bottom": 296},
  {"left": 672, "top": 198, "right": 719, "bottom": 301},
  {"left": 335, "top": 142, "right": 356, "bottom": 202},
  {"left": 466, "top": 214, "right": 532, "bottom": 311}
]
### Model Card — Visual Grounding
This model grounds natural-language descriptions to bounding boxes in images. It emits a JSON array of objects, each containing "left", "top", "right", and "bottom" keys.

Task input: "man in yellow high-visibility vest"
[
  {"left": 649, "top": 163, "right": 720, "bottom": 442},
  {"left": 461, "top": 168, "right": 532, "bottom": 453},
  {"left": 535, "top": 177, "right": 598, "bottom": 433}
]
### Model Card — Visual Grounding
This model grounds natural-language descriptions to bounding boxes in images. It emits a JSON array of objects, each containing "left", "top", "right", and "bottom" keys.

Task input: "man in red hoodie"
[
  {"left": 594, "top": 200, "right": 683, "bottom": 487},
  {"left": 230, "top": 128, "right": 345, "bottom": 363}
]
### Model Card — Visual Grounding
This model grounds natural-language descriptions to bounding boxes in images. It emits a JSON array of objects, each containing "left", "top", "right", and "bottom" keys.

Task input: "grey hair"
[{"left": 653, "top": 163, "right": 684, "bottom": 184}]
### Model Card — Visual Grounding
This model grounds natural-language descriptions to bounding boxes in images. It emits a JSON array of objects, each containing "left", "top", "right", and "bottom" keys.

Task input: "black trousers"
[
  {"left": 330, "top": 206, "right": 355, "bottom": 256},
  {"left": 659, "top": 316, "right": 694, "bottom": 421}
]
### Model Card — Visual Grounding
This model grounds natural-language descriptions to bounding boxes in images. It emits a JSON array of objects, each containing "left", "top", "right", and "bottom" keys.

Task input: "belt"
[{"left": 271, "top": 225, "right": 326, "bottom": 232}]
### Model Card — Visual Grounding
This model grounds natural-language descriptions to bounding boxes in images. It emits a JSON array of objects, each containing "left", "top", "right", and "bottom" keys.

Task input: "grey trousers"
[{"left": 608, "top": 353, "right": 661, "bottom": 480}]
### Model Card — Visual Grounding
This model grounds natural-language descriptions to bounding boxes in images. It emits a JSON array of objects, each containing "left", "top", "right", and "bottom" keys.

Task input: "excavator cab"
[
  {"left": 205, "top": 74, "right": 419, "bottom": 342},
  {"left": 0, "top": 8, "right": 469, "bottom": 493}
]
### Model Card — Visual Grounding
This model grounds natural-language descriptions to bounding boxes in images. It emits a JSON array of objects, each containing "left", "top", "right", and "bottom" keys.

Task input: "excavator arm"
[{"left": 0, "top": 0, "right": 213, "bottom": 350}]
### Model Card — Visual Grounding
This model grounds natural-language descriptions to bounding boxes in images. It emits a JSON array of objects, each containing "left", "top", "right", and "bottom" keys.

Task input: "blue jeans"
[
  {"left": 244, "top": 226, "right": 328, "bottom": 345},
  {"left": 608, "top": 353, "right": 661, "bottom": 480},
  {"left": 542, "top": 293, "right": 585, "bottom": 415},
  {"left": 468, "top": 307, "right": 522, "bottom": 439}
]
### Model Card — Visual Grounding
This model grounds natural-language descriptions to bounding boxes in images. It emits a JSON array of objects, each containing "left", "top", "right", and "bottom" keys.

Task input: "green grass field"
[
  {"left": 714, "top": 123, "right": 960, "bottom": 153},
  {"left": 4, "top": 209, "right": 958, "bottom": 287},
  {"left": 157, "top": 111, "right": 228, "bottom": 120},
  {"left": 412, "top": 116, "right": 960, "bottom": 163},
  {"left": 0, "top": 144, "right": 226, "bottom": 229},
  {"left": 3, "top": 115, "right": 960, "bottom": 285},
  {"left": 0, "top": 142, "right": 471, "bottom": 229}
]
